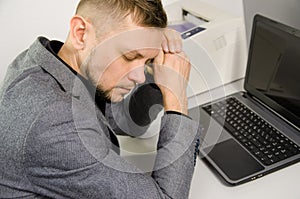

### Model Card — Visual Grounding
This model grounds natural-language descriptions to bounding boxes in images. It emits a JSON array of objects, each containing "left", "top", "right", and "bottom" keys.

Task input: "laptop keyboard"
[{"left": 203, "top": 97, "right": 300, "bottom": 166}]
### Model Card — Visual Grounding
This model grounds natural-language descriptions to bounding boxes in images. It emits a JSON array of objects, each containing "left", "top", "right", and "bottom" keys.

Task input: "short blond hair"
[{"left": 76, "top": 0, "right": 167, "bottom": 30}]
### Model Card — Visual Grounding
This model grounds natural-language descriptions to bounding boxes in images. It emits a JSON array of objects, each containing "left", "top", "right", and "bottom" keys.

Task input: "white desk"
[
  {"left": 190, "top": 156, "right": 300, "bottom": 199},
  {"left": 118, "top": 79, "right": 300, "bottom": 199}
]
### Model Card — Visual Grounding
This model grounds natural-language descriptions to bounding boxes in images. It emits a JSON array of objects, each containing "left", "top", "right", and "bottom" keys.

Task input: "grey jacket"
[{"left": 0, "top": 37, "right": 201, "bottom": 198}]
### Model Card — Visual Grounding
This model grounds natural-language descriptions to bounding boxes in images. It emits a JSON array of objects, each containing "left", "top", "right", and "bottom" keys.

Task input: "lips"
[{"left": 118, "top": 87, "right": 133, "bottom": 94}]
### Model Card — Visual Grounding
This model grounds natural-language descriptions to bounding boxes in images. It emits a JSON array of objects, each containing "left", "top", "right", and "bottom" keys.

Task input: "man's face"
[{"left": 81, "top": 27, "right": 163, "bottom": 102}]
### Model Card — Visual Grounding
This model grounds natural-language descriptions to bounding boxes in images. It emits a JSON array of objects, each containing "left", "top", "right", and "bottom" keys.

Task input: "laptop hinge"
[{"left": 243, "top": 93, "right": 300, "bottom": 132}]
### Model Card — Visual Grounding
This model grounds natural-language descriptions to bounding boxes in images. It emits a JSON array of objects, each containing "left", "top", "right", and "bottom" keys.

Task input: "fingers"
[
  {"left": 163, "top": 52, "right": 191, "bottom": 81},
  {"left": 152, "top": 51, "right": 190, "bottom": 114},
  {"left": 162, "top": 28, "right": 182, "bottom": 53},
  {"left": 153, "top": 51, "right": 190, "bottom": 83},
  {"left": 152, "top": 52, "right": 191, "bottom": 94}
]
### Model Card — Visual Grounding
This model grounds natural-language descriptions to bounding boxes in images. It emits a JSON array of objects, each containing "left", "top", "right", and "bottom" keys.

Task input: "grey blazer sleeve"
[
  {"left": 152, "top": 113, "right": 201, "bottom": 198},
  {"left": 24, "top": 100, "right": 201, "bottom": 199}
]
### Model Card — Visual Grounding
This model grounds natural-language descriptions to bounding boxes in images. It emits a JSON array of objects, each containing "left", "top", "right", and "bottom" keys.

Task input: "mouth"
[{"left": 118, "top": 87, "right": 134, "bottom": 94}]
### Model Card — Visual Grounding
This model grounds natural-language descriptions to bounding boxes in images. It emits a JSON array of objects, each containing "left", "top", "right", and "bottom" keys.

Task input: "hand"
[
  {"left": 145, "top": 28, "right": 182, "bottom": 75},
  {"left": 161, "top": 28, "right": 182, "bottom": 53},
  {"left": 153, "top": 50, "right": 191, "bottom": 115}
]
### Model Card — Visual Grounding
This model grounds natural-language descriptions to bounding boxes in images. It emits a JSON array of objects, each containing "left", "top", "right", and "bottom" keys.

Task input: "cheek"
[{"left": 100, "top": 59, "right": 129, "bottom": 87}]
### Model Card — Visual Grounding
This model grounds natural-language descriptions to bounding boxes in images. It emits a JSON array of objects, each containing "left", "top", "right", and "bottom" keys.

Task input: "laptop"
[{"left": 188, "top": 14, "right": 300, "bottom": 185}]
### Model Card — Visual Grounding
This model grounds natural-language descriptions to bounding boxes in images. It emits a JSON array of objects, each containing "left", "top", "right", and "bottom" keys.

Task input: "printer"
[{"left": 164, "top": 0, "right": 248, "bottom": 99}]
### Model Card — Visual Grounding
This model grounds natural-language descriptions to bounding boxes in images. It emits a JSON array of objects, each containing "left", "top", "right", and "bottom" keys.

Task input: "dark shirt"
[{"left": 45, "top": 40, "right": 106, "bottom": 114}]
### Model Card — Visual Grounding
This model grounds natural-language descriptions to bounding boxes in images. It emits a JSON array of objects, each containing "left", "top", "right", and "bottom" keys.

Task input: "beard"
[
  {"left": 85, "top": 69, "right": 112, "bottom": 103},
  {"left": 95, "top": 86, "right": 111, "bottom": 103},
  {"left": 81, "top": 48, "right": 131, "bottom": 103},
  {"left": 80, "top": 50, "right": 112, "bottom": 103}
]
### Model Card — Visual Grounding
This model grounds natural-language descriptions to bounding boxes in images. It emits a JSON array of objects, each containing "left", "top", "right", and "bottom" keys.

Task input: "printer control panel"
[{"left": 181, "top": 27, "right": 206, "bottom": 39}]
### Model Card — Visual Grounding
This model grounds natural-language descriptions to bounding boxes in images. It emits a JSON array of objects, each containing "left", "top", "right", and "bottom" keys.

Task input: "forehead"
[
  {"left": 108, "top": 28, "right": 164, "bottom": 51},
  {"left": 85, "top": 27, "right": 163, "bottom": 70},
  {"left": 98, "top": 26, "right": 163, "bottom": 51}
]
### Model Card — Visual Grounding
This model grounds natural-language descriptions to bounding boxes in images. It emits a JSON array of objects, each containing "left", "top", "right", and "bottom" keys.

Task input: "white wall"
[
  {"left": 243, "top": 0, "right": 300, "bottom": 46},
  {"left": 0, "top": 0, "right": 79, "bottom": 84}
]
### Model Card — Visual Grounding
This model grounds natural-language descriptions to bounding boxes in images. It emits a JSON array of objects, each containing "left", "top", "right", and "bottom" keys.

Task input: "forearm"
[
  {"left": 152, "top": 113, "right": 201, "bottom": 198},
  {"left": 25, "top": 102, "right": 201, "bottom": 198}
]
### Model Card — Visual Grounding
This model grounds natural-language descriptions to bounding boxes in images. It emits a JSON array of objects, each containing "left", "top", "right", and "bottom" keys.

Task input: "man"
[{"left": 0, "top": 0, "right": 201, "bottom": 198}]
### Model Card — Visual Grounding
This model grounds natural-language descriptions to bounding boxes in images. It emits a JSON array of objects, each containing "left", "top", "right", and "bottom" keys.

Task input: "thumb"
[
  {"left": 146, "top": 50, "right": 164, "bottom": 75},
  {"left": 154, "top": 50, "right": 164, "bottom": 66}
]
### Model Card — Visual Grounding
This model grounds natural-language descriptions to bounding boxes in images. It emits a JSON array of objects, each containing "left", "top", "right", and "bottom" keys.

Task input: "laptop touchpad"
[{"left": 204, "top": 138, "right": 264, "bottom": 181}]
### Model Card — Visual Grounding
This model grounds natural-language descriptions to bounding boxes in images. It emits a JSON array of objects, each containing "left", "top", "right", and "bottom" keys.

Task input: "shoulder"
[{"left": 24, "top": 98, "right": 111, "bottom": 171}]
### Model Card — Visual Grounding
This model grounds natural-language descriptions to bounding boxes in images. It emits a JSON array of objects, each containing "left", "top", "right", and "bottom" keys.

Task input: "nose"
[{"left": 128, "top": 64, "right": 146, "bottom": 84}]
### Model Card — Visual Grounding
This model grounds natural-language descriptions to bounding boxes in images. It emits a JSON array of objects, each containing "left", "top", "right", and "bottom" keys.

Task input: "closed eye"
[
  {"left": 123, "top": 51, "right": 144, "bottom": 62},
  {"left": 123, "top": 54, "right": 137, "bottom": 62}
]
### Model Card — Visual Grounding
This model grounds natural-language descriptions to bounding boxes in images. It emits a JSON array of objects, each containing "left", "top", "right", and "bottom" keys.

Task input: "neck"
[{"left": 57, "top": 41, "right": 81, "bottom": 74}]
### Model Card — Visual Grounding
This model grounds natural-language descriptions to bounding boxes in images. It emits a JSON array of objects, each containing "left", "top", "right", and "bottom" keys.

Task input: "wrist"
[{"left": 162, "top": 91, "right": 188, "bottom": 115}]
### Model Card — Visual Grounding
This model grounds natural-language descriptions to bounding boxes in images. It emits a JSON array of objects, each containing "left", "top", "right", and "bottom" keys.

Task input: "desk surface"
[
  {"left": 190, "top": 156, "right": 300, "bottom": 199},
  {"left": 188, "top": 79, "right": 300, "bottom": 199},
  {"left": 118, "top": 79, "right": 300, "bottom": 199}
]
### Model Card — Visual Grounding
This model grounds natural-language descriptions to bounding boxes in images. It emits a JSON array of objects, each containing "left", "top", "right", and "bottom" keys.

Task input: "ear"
[{"left": 69, "top": 15, "right": 89, "bottom": 50}]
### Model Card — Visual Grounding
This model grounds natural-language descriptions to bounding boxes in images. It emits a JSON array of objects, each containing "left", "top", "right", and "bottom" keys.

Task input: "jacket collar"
[
  {"left": 28, "top": 37, "right": 79, "bottom": 95},
  {"left": 28, "top": 37, "right": 120, "bottom": 151}
]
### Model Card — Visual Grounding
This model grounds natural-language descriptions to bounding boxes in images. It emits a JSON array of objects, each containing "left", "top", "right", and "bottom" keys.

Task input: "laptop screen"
[{"left": 244, "top": 14, "right": 300, "bottom": 130}]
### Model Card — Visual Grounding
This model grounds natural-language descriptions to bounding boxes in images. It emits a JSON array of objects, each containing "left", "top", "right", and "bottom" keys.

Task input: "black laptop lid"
[{"left": 244, "top": 14, "right": 300, "bottom": 130}]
